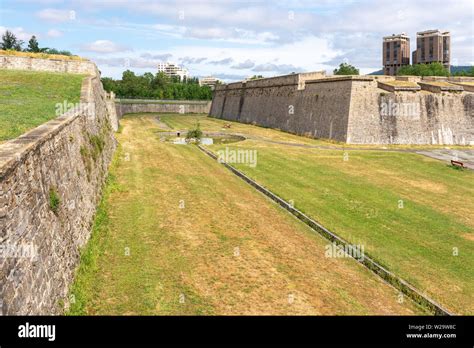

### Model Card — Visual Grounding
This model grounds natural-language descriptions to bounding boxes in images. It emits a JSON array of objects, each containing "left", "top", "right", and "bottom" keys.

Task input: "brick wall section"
[
  {"left": 0, "top": 59, "right": 117, "bottom": 314},
  {"left": 115, "top": 100, "right": 211, "bottom": 118},
  {"left": 210, "top": 73, "right": 474, "bottom": 145}
]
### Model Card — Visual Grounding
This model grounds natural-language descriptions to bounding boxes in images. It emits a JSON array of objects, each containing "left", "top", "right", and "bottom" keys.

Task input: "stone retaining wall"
[
  {"left": 0, "top": 55, "right": 97, "bottom": 75},
  {"left": 0, "top": 60, "right": 117, "bottom": 314},
  {"left": 115, "top": 100, "right": 211, "bottom": 118},
  {"left": 210, "top": 73, "right": 474, "bottom": 145},
  {"left": 347, "top": 79, "right": 474, "bottom": 144}
]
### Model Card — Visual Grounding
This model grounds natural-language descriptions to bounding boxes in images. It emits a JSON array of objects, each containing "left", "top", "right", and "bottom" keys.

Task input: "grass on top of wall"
[
  {"left": 0, "top": 69, "right": 85, "bottom": 142},
  {"left": 0, "top": 49, "right": 85, "bottom": 61}
]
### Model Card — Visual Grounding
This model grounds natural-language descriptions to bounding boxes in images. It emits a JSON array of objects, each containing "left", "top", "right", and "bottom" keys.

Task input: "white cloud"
[
  {"left": 60, "top": 0, "right": 472, "bottom": 78},
  {"left": 232, "top": 60, "right": 255, "bottom": 69},
  {"left": 36, "top": 8, "right": 75, "bottom": 23},
  {"left": 92, "top": 35, "right": 341, "bottom": 80},
  {"left": 46, "top": 29, "right": 63, "bottom": 38},
  {"left": 253, "top": 63, "right": 301, "bottom": 73},
  {"left": 81, "top": 40, "right": 130, "bottom": 54}
]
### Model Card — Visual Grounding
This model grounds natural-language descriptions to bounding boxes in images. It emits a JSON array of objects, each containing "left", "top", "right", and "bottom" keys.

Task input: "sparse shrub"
[
  {"left": 80, "top": 145, "right": 88, "bottom": 159},
  {"left": 49, "top": 188, "right": 61, "bottom": 215},
  {"left": 88, "top": 134, "right": 105, "bottom": 161},
  {"left": 80, "top": 145, "right": 92, "bottom": 181},
  {"left": 186, "top": 122, "right": 203, "bottom": 140}
]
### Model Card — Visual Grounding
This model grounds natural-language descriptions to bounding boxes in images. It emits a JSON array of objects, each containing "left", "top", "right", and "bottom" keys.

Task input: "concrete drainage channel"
[{"left": 197, "top": 144, "right": 453, "bottom": 316}]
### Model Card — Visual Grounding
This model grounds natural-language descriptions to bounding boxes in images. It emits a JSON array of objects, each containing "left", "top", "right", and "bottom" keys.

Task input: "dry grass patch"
[
  {"left": 69, "top": 114, "right": 424, "bottom": 315},
  {"left": 0, "top": 49, "right": 85, "bottom": 60}
]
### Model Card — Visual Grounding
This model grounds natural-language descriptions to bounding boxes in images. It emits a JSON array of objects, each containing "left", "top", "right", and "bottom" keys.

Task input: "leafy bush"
[
  {"left": 334, "top": 62, "right": 359, "bottom": 75},
  {"left": 397, "top": 63, "right": 449, "bottom": 77},
  {"left": 49, "top": 188, "right": 61, "bottom": 215},
  {"left": 186, "top": 122, "right": 203, "bottom": 140}
]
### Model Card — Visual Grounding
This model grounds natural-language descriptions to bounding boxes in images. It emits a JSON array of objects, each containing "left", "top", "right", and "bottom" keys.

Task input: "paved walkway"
[{"left": 415, "top": 149, "right": 474, "bottom": 170}]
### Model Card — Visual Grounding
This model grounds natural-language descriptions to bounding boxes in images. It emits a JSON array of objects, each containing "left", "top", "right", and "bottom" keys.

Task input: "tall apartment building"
[
  {"left": 383, "top": 33, "right": 411, "bottom": 75},
  {"left": 412, "top": 30, "right": 450, "bottom": 72},
  {"left": 157, "top": 62, "right": 189, "bottom": 81}
]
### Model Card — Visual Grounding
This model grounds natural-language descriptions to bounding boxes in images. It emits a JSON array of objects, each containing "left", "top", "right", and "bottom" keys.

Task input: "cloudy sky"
[{"left": 1, "top": 0, "right": 473, "bottom": 81}]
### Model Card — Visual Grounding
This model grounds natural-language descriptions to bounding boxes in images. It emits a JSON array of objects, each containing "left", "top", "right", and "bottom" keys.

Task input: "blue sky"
[{"left": 1, "top": 0, "right": 472, "bottom": 81}]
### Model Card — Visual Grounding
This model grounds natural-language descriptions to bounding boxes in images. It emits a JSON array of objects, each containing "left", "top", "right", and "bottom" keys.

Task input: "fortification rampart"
[
  {"left": 210, "top": 73, "right": 474, "bottom": 145},
  {"left": 0, "top": 55, "right": 97, "bottom": 75},
  {"left": 115, "top": 99, "right": 211, "bottom": 118},
  {"left": 0, "top": 56, "right": 117, "bottom": 314}
]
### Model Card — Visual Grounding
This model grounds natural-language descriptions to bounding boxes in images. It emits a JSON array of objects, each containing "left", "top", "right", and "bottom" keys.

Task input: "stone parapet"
[{"left": 0, "top": 55, "right": 98, "bottom": 76}]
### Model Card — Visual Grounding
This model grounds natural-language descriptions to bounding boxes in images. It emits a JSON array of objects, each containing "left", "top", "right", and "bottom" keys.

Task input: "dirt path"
[{"left": 70, "top": 114, "right": 424, "bottom": 315}]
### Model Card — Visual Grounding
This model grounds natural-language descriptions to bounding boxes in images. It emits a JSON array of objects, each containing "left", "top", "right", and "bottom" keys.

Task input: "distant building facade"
[
  {"left": 199, "top": 76, "right": 219, "bottom": 90},
  {"left": 412, "top": 30, "right": 450, "bottom": 71},
  {"left": 157, "top": 62, "right": 189, "bottom": 81},
  {"left": 383, "top": 33, "right": 410, "bottom": 75}
]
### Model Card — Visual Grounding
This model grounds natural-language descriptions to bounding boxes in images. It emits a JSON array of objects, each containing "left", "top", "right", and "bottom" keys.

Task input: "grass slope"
[
  {"left": 68, "top": 114, "right": 422, "bottom": 315},
  {"left": 155, "top": 114, "right": 473, "bottom": 314},
  {"left": 205, "top": 135, "right": 473, "bottom": 314},
  {"left": 0, "top": 69, "right": 84, "bottom": 142}
]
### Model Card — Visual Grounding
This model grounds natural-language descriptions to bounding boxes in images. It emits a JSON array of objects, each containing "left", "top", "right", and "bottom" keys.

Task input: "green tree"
[
  {"left": 333, "top": 62, "right": 359, "bottom": 75},
  {"left": 1, "top": 30, "right": 23, "bottom": 51},
  {"left": 453, "top": 66, "right": 474, "bottom": 77},
  {"left": 101, "top": 69, "right": 213, "bottom": 100},
  {"left": 27, "top": 35, "right": 40, "bottom": 52},
  {"left": 397, "top": 63, "right": 449, "bottom": 77}
]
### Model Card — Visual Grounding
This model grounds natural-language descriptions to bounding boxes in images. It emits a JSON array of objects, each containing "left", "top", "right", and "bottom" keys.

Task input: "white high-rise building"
[{"left": 157, "top": 62, "right": 189, "bottom": 81}]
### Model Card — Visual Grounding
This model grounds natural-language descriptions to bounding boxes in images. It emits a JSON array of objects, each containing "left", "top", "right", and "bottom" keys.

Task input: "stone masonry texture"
[
  {"left": 115, "top": 100, "right": 212, "bottom": 118},
  {"left": 210, "top": 74, "right": 474, "bottom": 145},
  {"left": 0, "top": 56, "right": 118, "bottom": 314}
]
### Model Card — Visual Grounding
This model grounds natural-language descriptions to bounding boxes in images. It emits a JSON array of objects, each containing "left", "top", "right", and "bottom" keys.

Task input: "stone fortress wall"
[
  {"left": 115, "top": 99, "right": 211, "bottom": 118},
  {"left": 0, "top": 56, "right": 118, "bottom": 314},
  {"left": 0, "top": 54, "right": 97, "bottom": 75},
  {"left": 210, "top": 72, "right": 474, "bottom": 145}
]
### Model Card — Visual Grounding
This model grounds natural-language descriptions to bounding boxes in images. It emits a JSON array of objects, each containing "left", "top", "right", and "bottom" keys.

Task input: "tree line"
[
  {"left": 1, "top": 30, "right": 72, "bottom": 56},
  {"left": 397, "top": 62, "right": 474, "bottom": 77},
  {"left": 333, "top": 61, "right": 474, "bottom": 77},
  {"left": 101, "top": 70, "right": 213, "bottom": 100}
]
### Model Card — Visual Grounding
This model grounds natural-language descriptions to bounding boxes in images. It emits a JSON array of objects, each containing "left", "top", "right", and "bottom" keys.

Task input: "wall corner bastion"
[{"left": 210, "top": 72, "right": 474, "bottom": 145}]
